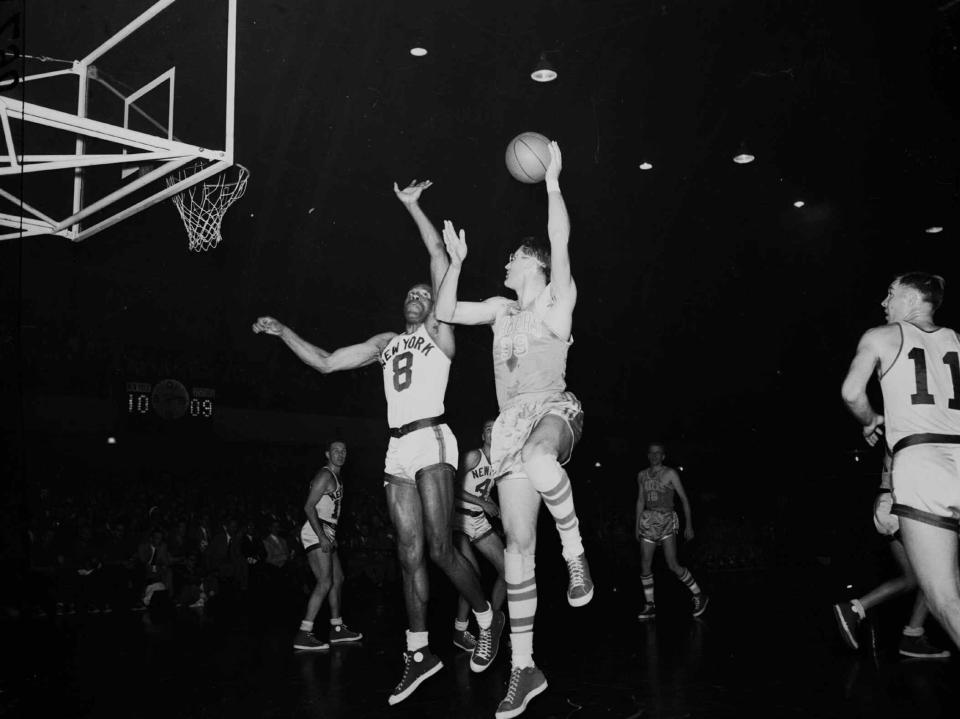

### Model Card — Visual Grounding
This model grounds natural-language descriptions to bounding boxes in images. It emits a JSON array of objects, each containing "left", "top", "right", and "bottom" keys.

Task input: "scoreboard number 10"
[{"left": 126, "top": 380, "right": 216, "bottom": 419}]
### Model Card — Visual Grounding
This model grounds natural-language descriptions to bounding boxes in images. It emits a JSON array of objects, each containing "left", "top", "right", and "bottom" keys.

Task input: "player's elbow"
[
  {"left": 840, "top": 379, "right": 861, "bottom": 406},
  {"left": 435, "top": 306, "right": 454, "bottom": 323},
  {"left": 309, "top": 356, "right": 334, "bottom": 374}
]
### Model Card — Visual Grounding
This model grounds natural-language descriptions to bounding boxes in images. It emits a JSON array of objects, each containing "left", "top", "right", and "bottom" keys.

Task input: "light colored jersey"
[
  {"left": 492, "top": 285, "right": 570, "bottom": 409},
  {"left": 879, "top": 321, "right": 960, "bottom": 450},
  {"left": 314, "top": 466, "right": 342, "bottom": 527},
  {"left": 638, "top": 467, "right": 675, "bottom": 511},
  {"left": 380, "top": 324, "right": 450, "bottom": 427},
  {"left": 457, "top": 450, "right": 494, "bottom": 511}
]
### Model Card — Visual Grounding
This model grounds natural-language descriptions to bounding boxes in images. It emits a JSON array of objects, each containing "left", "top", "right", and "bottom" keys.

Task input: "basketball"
[{"left": 505, "top": 132, "right": 552, "bottom": 183}]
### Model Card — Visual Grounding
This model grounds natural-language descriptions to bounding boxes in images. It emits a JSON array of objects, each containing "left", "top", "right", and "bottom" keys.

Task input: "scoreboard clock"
[{"left": 125, "top": 379, "right": 216, "bottom": 420}]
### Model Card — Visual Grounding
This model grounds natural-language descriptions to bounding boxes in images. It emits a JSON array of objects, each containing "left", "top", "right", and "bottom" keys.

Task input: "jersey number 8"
[{"left": 392, "top": 351, "right": 414, "bottom": 392}]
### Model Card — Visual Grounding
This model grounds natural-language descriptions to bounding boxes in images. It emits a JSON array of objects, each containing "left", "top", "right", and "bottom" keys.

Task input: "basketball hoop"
[{"left": 166, "top": 162, "right": 249, "bottom": 252}]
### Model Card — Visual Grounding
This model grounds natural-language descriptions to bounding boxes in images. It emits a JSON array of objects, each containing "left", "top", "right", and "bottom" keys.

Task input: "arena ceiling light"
[
  {"left": 639, "top": 161, "right": 653, "bottom": 170},
  {"left": 925, "top": 226, "right": 944, "bottom": 234},
  {"left": 732, "top": 142, "right": 755, "bottom": 164},
  {"left": 793, "top": 200, "right": 805, "bottom": 208},
  {"left": 410, "top": 46, "right": 428, "bottom": 57},
  {"left": 531, "top": 52, "right": 557, "bottom": 82}
]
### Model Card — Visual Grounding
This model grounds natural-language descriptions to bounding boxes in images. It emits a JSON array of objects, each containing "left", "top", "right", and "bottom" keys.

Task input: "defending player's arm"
[
  {"left": 634, "top": 475, "right": 646, "bottom": 541},
  {"left": 435, "top": 220, "right": 510, "bottom": 325},
  {"left": 253, "top": 316, "right": 394, "bottom": 374},
  {"left": 304, "top": 470, "right": 334, "bottom": 553},
  {"left": 840, "top": 326, "right": 887, "bottom": 446},
  {"left": 668, "top": 470, "right": 695, "bottom": 541},
  {"left": 394, "top": 179, "right": 447, "bottom": 296}
]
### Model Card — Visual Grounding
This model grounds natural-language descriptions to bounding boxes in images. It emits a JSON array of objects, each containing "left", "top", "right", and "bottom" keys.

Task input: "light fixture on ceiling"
[
  {"left": 793, "top": 200, "right": 805, "bottom": 208},
  {"left": 410, "top": 46, "right": 428, "bottom": 57},
  {"left": 925, "top": 226, "right": 944, "bottom": 234},
  {"left": 639, "top": 161, "right": 653, "bottom": 170},
  {"left": 531, "top": 52, "right": 557, "bottom": 83},
  {"left": 732, "top": 141, "right": 755, "bottom": 164}
]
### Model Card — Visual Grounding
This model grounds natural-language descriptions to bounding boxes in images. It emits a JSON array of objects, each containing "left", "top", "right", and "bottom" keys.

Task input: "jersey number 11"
[{"left": 908, "top": 348, "right": 960, "bottom": 409}]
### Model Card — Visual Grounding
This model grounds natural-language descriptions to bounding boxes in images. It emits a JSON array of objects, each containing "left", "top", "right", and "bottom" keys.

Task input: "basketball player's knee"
[
  {"left": 505, "top": 530, "right": 536, "bottom": 555},
  {"left": 314, "top": 579, "right": 332, "bottom": 597},
  {"left": 396, "top": 540, "right": 424, "bottom": 570},
  {"left": 427, "top": 536, "right": 452, "bottom": 565},
  {"left": 668, "top": 562, "right": 685, "bottom": 576}
]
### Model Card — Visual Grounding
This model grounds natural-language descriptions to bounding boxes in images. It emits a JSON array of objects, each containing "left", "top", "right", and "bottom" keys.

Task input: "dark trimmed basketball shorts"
[
  {"left": 454, "top": 506, "right": 495, "bottom": 543},
  {"left": 383, "top": 423, "right": 458, "bottom": 487},
  {"left": 891, "top": 444, "right": 960, "bottom": 532},
  {"left": 638, "top": 509, "right": 679, "bottom": 544},
  {"left": 301, "top": 521, "right": 336, "bottom": 553},
  {"left": 492, "top": 391, "right": 584, "bottom": 481}
]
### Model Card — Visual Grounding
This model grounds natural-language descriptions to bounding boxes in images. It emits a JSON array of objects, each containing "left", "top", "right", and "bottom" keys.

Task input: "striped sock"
[
  {"left": 506, "top": 551, "right": 536, "bottom": 668},
  {"left": 525, "top": 456, "right": 583, "bottom": 559},
  {"left": 678, "top": 568, "right": 701, "bottom": 595},
  {"left": 641, "top": 574, "right": 655, "bottom": 604}
]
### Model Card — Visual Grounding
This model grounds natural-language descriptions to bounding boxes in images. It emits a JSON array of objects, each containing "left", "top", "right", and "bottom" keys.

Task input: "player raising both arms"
[
  {"left": 253, "top": 180, "right": 504, "bottom": 705},
  {"left": 436, "top": 141, "right": 592, "bottom": 719}
]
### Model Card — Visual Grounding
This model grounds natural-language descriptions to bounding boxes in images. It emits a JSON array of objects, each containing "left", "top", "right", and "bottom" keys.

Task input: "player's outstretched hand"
[
  {"left": 442, "top": 220, "right": 468, "bottom": 267},
  {"left": 393, "top": 179, "right": 433, "bottom": 205},
  {"left": 545, "top": 141, "right": 562, "bottom": 184},
  {"left": 252, "top": 316, "right": 285, "bottom": 336},
  {"left": 684, "top": 526, "right": 695, "bottom": 541},
  {"left": 863, "top": 415, "right": 884, "bottom": 447}
]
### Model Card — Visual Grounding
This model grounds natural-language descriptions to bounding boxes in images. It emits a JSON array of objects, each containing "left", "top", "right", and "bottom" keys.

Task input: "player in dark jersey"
[
  {"left": 436, "top": 142, "right": 591, "bottom": 718},
  {"left": 841, "top": 272, "right": 960, "bottom": 650},
  {"left": 452, "top": 419, "right": 507, "bottom": 651},
  {"left": 254, "top": 180, "right": 503, "bottom": 704},
  {"left": 634, "top": 442, "right": 707, "bottom": 620},
  {"left": 293, "top": 440, "right": 363, "bottom": 650}
]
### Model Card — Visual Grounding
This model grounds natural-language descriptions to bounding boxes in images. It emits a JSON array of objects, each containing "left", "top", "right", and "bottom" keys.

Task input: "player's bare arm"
[
  {"left": 669, "top": 470, "right": 695, "bottom": 540},
  {"left": 393, "top": 179, "right": 448, "bottom": 295},
  {"left": 635, "top": 475, "right": 646, "bottom": 539},
  {"left": 841, "top": 325, "right": 899, "bottom": 445},
  {"left": 435, "top": 220, "right": 510, "bottom": 325},
  {"left": 543, "top": 141, "right": 576, "bottom": 338},
  {"left": 304, "top": 470, "right": 333, "bottom": 552},
  {"left": 253, "top": 317, "right": 395, "bottom": 373},
  {"left": 422, "top": 313, "right": 455, "bottom": 361}
]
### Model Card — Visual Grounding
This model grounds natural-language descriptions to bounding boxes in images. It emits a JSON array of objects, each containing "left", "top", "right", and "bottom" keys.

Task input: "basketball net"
[{"left": 166, "top": 163, "right": 249, "bottom": 252}]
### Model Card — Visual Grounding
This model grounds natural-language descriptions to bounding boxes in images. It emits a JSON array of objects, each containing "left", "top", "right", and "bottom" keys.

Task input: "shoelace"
[
  {"left": 476, "top": 625, "right": 492, "bottom": 657},
  {"left": 566, "top": 557, "right": 585, "bottom": 587},
  {"left": 394, "top": 652, "right": 413, "bottom": 691},
  {"left": 504, "top": 667, "right": 523, "bottom": 703}
]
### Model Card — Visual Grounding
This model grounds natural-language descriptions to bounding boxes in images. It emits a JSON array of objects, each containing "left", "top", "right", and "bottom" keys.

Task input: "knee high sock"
[
  {"left": 505, "top": 550, "right": 536, "bottom": 668},
  {"left": 678, "top": 568, "right": 701, "bottom": 596},
  {"left": 524, "top": 455, "right": 584, "bottom": 560},
  {"left": 641, "top": 573, "right": 655, "bottom": 604}
]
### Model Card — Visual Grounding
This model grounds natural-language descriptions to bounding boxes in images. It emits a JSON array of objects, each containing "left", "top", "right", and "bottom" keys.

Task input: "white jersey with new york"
[{"left": 380, "top": 324, "right": 450, "bottom": 427}]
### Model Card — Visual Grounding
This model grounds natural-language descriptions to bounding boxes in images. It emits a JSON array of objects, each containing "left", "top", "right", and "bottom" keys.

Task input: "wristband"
[{"left": 546, "top": 179, "right": 561, "bottom": 193}]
